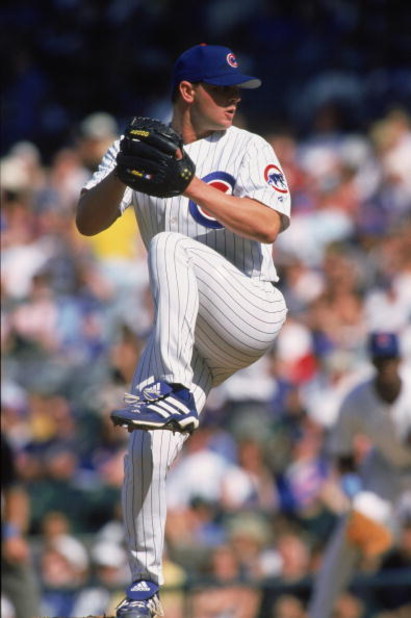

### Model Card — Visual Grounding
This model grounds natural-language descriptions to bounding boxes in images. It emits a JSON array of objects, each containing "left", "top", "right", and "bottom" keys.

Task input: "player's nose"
[{"left": 229, "top": 90, "right": 241, "bottom": 105}]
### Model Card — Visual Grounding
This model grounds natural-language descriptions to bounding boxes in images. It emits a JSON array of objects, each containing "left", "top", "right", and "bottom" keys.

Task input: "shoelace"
[
  {"left": 122, "top": 389, "right": 194, "bottom": 424},
  {"left": 124, "top": 392, "right": 142, "bottom": 409},
  {"left": 118, "top": 595, "right": 164, "bottom": 616},
  {"left": 125, "top": 599, "right": 146, "bottom": 609},
  {"left": 148, "top": 596, "right": 164, "bottom": 615},
  {"left": 123, "top": 391, "right": 176, "bottom": 411}
]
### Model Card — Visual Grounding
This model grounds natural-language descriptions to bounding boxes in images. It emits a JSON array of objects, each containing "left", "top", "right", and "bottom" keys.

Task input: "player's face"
[
  {"left": 372, "top": 356, "right": 401, "bottom": 380},
  {"left": 191, "top": 83, "right": 242, "bottom": 131}
]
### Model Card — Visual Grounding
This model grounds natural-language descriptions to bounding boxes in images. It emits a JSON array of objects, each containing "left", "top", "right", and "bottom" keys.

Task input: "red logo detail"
[
  {"left": 226, "top": 53, "right": 238, "bottom": 68},
  {"left": 199, "top": 180, "right": 232, "bottom": 218},
  {"left": 264, "top": 165, "right": 288, "bottom": 193}
]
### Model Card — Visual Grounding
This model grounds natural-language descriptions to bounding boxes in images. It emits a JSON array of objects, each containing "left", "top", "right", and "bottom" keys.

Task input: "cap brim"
[{"left": 204, "top": 74, "right": 262, "bottom": 89}]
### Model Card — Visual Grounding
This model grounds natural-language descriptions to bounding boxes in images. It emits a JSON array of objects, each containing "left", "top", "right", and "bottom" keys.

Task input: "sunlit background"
[{"left": 1, "top": 1, "right": 411, "bottom": 617}]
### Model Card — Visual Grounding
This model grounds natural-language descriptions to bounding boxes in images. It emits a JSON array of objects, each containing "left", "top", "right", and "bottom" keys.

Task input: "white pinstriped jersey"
[{"left": 84, "top": 126, "right": 291, "bottom": 282}]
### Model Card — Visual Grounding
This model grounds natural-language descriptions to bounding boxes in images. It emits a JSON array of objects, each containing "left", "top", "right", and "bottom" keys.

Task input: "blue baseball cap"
[
  {"left": 171, "top": 44, "right": 262, "bottom": 92},
  {"left": 368, "top": 332, "right": 400, "bottom": 358}
]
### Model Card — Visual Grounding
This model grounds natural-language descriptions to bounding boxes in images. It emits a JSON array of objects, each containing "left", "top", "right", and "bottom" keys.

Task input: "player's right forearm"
[{"left": 76, "top": 169, "right": 126, "bottom": 236}]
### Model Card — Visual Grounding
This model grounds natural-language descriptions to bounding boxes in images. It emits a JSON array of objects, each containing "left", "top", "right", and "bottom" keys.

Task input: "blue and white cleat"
[
  {"left": 110, "top": 381, "right": 199, "bottom": 434},
  {"left": 116, "top": 580, "right": 164, "bottom": 617}
]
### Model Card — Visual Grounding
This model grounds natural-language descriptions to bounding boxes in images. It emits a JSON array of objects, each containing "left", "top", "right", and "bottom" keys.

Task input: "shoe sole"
[{"left": 110, "top": 412, "right": 199, "bottom": 435}]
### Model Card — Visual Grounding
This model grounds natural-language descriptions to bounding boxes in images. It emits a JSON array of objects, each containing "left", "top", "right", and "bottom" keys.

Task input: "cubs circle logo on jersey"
[
  {"left": 226, "top": 53, "right": 238, "bottom": 68},
  {"left": 264, "top": 164, "right": 288, "bottom": 193},
  {"left": 188, "top": 171, "right": 235, "bottom": 229}
]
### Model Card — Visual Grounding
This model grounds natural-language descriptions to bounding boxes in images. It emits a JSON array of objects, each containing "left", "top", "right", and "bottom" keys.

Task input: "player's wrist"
[
  {"left": 112, "top": 166, "right": 129, "bottom": 187},
  {"left": 182, "top": 174, "right": 201, "bottom": 198}
]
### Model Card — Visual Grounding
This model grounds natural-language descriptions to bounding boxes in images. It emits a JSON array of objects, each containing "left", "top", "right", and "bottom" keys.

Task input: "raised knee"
[{"left": 150, "top": 231, "right": 183, "bottom": 251}]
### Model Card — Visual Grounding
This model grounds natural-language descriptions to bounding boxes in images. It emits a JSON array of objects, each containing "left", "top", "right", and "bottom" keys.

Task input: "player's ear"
[{"left": 179, "top": 81, "right": 197, "bottom": 103}]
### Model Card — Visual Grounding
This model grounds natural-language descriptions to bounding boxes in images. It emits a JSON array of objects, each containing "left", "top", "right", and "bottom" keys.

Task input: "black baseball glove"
[{"left": 116, "top": 117, "right": 195, "bottom": 198}]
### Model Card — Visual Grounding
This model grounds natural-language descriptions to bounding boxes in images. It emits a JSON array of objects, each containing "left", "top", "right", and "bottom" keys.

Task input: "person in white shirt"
[{"left": 308, "top": 331, "right": 411, "bottom": 618}]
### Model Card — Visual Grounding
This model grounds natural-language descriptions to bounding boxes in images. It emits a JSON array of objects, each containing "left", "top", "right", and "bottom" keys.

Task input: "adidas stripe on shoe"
[
  {"left": 116, "top": 580, "right": 164, "bottom": 618},
  {"left": 110, "top": 381, "right": 199, "bottom": 434}
]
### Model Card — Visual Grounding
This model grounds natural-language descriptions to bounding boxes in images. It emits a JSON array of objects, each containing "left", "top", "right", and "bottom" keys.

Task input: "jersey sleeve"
[
  {"left": 235, "top": 135, "right": 291, "bottom": 232},
  {"left": 82, "top": 139, "right": 133, "bottom": 214}
]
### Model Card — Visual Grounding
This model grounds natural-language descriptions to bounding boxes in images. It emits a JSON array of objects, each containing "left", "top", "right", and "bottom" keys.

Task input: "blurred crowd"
[
  {"left": 2, "top": 0, "right": 411, "bottom": 160},
  {"left": 1, "top": 99, "right": 411, "bottom": 617},
  {"left": 2, "top": 2, "right": 411, "bottom": 617}
]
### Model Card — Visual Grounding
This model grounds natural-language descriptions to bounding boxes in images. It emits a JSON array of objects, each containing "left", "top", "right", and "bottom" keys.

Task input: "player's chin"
[
  {"left": 220, "top": 112, "right": 235, "bottom": 128},
  {"left": 208, "top": 113, "right": 234, "bottom": 131}
]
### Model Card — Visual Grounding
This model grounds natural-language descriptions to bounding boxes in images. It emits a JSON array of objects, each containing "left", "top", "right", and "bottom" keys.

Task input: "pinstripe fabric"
[
  {"left": 84, "top": 125, "right": 290, "bottom": 587},
  {"left": 140, "top": 232, "right": 286, "bottom": 390}
]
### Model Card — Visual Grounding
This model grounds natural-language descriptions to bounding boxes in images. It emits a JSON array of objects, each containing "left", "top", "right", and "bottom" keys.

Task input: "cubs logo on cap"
[
  {"left": 368, "top": 332, "right": 400, "bottom": 358},
  {"left": 226, "top": 53, "right": 238, "bottom": 68}
]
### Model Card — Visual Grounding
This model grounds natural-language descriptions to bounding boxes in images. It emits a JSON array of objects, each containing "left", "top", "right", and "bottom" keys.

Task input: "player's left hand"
[{"left": 116, "top": 117, "right": 196, "bottom": 198}]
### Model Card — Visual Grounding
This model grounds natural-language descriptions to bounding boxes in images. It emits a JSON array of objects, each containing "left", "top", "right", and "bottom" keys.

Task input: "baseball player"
[
  {"left": 76, "top": 44, "right": 290, "bottom": 617},
  {"left": 308, "top": 332, "right": 411, "bottom": 618}
]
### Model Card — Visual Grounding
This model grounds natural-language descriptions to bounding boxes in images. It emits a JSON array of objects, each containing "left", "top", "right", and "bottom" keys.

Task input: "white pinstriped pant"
[{"left": 123, "top": 231, "right": 287, "bottom": 584}]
